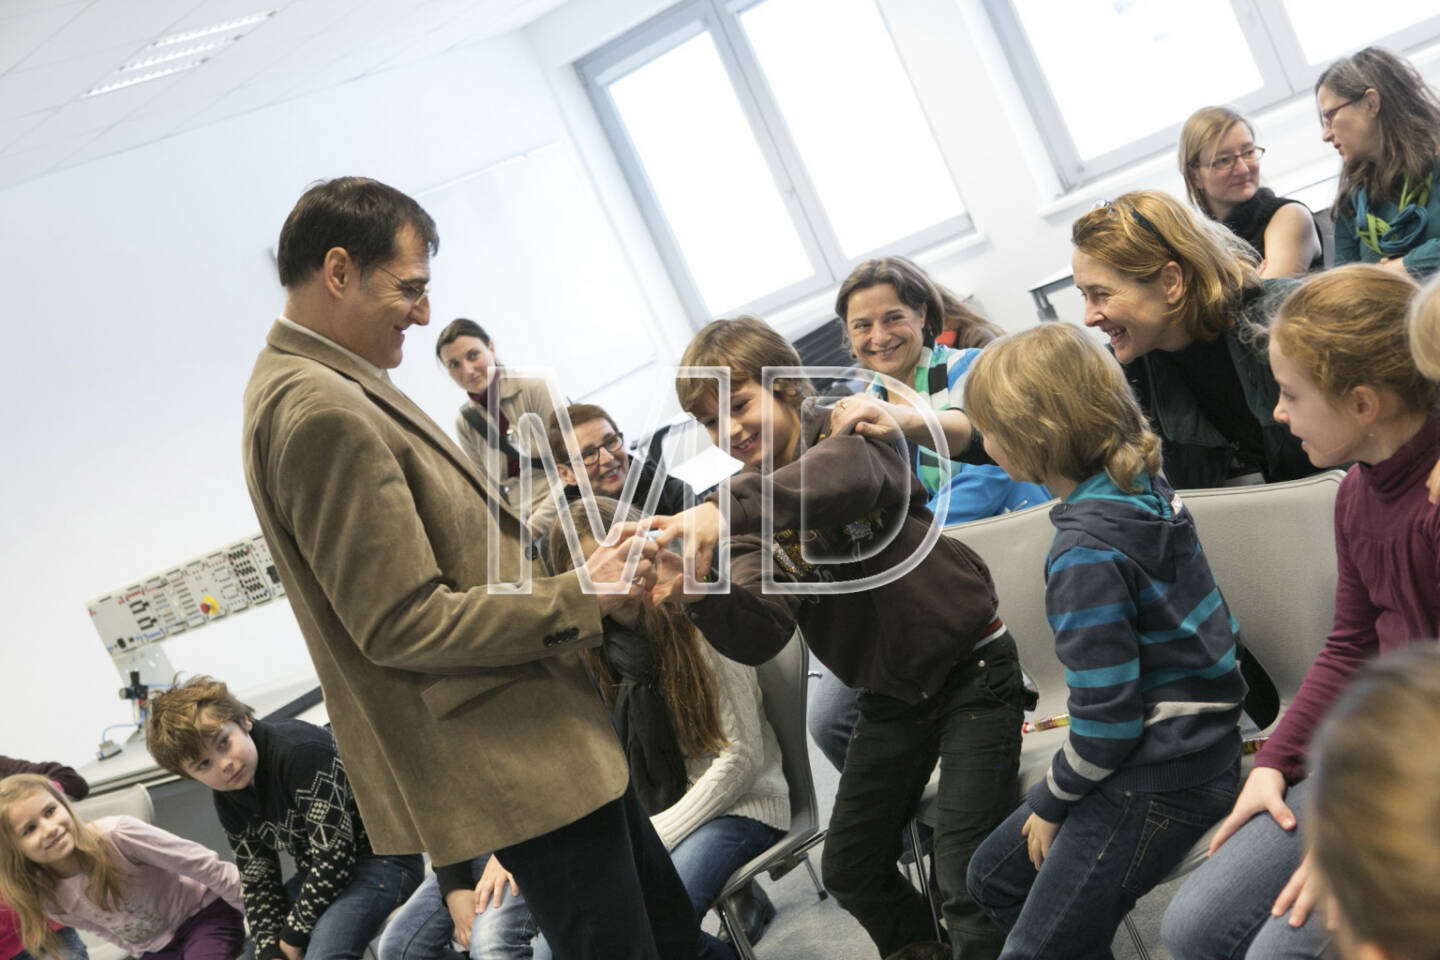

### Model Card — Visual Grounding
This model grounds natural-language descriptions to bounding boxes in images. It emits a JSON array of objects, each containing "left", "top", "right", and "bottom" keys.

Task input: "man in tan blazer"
[{"left": 242, "top": 177, "right": 699, "bottom": 960}]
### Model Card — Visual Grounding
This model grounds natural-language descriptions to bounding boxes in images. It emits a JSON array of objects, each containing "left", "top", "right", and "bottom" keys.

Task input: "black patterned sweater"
[{"left": 213, "top": 718, "right": 373, "bottom": 960}]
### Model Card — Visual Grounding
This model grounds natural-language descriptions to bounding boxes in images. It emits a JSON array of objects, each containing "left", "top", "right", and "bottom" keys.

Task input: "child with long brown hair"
[
  {"left": 960, "top": 322, "right": 1246, "bottom": 959},
  {"left": 0, "top": 774, "right": 244, "bottom": 960},
  {"left": 1163, "top": 263, "right": 1440, "bottom": 960},
  {"left": 549, "top": 496, "right": 789, "bottom": 960}
]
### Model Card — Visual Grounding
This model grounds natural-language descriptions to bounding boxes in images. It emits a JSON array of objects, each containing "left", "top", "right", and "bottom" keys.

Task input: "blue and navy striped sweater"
[{"left": 1028, "top": 472, "right": 1245, "bottom": 822}]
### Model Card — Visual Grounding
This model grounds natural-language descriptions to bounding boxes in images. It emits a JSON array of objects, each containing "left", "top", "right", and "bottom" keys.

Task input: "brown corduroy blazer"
[{"left": 241, "top": 320, "right": 627, "bottom": 863}]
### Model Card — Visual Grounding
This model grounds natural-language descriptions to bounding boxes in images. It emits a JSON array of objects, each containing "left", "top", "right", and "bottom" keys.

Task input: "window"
[
  {"left": 983, "top": 0, "right": 1440, "bottom": 189},
  {"left": 579, "top": 0, "right": 970, "bottom": 326}
]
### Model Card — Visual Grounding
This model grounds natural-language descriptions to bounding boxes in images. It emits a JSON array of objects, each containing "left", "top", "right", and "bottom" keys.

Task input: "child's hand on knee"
[
  {"left": 1209, "top": 767, "right": 1293, "bottom": 854},
  {"left": 1272, "top": 851, "right": 1320, "bottom": 927},
  {"left": 1021, "top": 813, "right": 1059, "bottom": 870},
  {"left": 443, "top": 889, "right": 476, "bottom": 949},
  {"left": 473, "top": 854, "right": 519, "bottom": 914}
]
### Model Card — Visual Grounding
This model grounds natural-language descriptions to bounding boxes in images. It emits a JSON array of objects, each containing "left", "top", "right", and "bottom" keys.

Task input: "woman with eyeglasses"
[
  {"left": 1317, "top": 46, "right": 1440, "bottom": 281},
  {"left": 436, "top": 318, "right": 560, "bottom": 539},
  {"left": 1179, "top": 106, "right": 1323, "bottom": 277},
  {"left": 1070, "top": 189, "right": 1315, "bottom": 493}
]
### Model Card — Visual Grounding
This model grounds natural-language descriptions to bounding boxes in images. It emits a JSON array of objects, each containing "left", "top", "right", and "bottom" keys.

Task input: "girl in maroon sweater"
[{"left": 1164, "top": 264, "right": 1440, "bottom": 960}]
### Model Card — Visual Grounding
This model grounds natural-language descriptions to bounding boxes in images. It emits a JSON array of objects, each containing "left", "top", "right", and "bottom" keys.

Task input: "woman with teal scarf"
[{"left": 1319, "top": 46, "right": 1440, "bottom": 281}]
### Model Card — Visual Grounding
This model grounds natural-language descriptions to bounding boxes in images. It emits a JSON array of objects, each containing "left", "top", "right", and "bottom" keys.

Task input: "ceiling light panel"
[{"left": 81, "top": 8, "right": 280, "bottom": 99}]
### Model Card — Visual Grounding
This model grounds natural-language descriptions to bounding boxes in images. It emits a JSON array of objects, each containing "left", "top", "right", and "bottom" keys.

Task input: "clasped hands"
[{"left": 585, "top": 502, "right": 726, "bottom": 612}]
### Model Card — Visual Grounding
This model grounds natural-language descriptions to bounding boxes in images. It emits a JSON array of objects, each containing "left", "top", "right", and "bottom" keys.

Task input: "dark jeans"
[
  {"left": 140, "top": 897, "right": 246, "bottom": 960},
  {"left": 967, "top": 761, "right": 1239, "bottom": 960},
  {"left": 821, "top": 635, "right": 1025, "bottom": 960},
  {"left": 495, "top": 782, "right": 702, "bottom": 960},
  {"left": 279, "top": 854, "right": 424, "bottom": 960}
]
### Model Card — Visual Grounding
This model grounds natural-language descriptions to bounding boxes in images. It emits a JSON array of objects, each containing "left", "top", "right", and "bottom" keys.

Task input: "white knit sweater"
[{"left": 648, "top": 647, "right": 791, "bottom": 850}]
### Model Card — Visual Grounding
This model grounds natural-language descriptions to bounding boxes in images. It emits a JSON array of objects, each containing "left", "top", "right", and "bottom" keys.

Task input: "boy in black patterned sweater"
[{"left": 147, "top": 676, "right": 423, "bottom": 960}]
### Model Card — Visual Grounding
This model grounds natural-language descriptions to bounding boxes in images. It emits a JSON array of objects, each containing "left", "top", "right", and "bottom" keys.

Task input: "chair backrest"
[
  {"left": 944, "top": 501, "right": 1068, "bottom": 717},
  {"left": 1312, "top": 206, "right": 1335, "bottom": 269},
  {"left": 72, "top": 783, "right": 154, "bottom": 824},
  {"left": 753, "top": 631, "right": 817, "bottom": 832},
  {"left": 944, "top": 471, "right": 1344, "bottom": 718},
  {"left": 1180, "top": 471, "right": 1342, "bottom": 704}
]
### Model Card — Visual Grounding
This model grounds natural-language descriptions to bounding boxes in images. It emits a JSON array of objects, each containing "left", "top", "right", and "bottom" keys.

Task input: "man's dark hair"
[{"left": 276, "top": 177, "right": 439, "bottom": 288}]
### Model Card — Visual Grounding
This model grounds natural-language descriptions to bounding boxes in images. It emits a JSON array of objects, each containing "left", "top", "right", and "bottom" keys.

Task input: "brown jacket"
[
  {"left": 453, "top": 375, "right": 561, "bottom": 534},
  {"left": 241, "top": 321, "right": 626, "bottom": 862},
  {"left": 688, "top": 403, "right": 999, "bottom": 703}
]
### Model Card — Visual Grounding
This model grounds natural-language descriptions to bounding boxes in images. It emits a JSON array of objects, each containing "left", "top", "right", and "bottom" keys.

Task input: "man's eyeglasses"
[
  {"left": 373, "top": 265, "right": 431, "bottom": 307},
  {"left": 580, "top": 433, "right": 625, "bottom": 466},
  {"left": 1320, "top": 96, "right": 1364, "bottom": 130},
  {"left": 1198, "top": 146, "right": 1265, "bottom": 172}
]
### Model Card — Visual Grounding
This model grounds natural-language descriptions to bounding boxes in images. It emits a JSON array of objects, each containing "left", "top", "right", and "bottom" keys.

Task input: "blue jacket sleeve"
[{"left": 1027, "top": 545, "right": 1144, "bottom": 822}]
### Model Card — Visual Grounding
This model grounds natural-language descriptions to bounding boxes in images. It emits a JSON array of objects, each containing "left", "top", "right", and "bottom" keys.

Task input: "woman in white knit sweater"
[{"left": 551, "top": 497, "right": 790, "bottom": 959}]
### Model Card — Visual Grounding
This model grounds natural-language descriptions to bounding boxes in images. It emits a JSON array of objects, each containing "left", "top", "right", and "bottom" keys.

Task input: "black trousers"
[
  {"left": 496, "top": 781, "right": 700, "bottom": 960},
  {"left": 821, "top": 635, "right": 1025, "bottom": 959}
]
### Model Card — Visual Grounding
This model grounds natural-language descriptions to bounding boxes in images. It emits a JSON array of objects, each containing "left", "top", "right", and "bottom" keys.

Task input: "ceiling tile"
[
  {"left": 0, "top": 107, "right": 51, "bottom": 151},
  {"left": 7, "top": 72, "right": 182, "bottom": 150},
  {"left": 0, "top": 0, "right": 86, "bottom": 18},
  {"left": 0, "top": 1, "right": 87, "bottom": 75},
  {"left": 15, "top": 0, "right": 202, "bottom": 70},
  {"left": 0, "top": 130, "right": 100, "bottom": 190},
  {"left": 0, "top": 41, "right": 139, "bottom": 121},
  {"left": 56, "top": 109, "right": 191, "bottom": 167}
]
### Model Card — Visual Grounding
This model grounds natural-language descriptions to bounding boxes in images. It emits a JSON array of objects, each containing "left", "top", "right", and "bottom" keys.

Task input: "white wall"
[
  {"left": 4, "top": 0, "right": 1440, "bottom": 769},
  {"left": 0, "top": 28, "right": 685, "bottom": 768}
]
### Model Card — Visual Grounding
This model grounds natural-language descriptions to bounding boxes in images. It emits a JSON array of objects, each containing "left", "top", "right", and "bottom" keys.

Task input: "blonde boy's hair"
[
  {"left": 1271, "top": 264, "right": 1436, "bottom": 414},
  {"left": 964, "top": 323, "right": 1161, "bottom": 493},
  {"left": 145, "top": 675, "right": 256, "bottom": 777},
  {"left": 0, "top": 774, "right": 127, "bottom": 958},
  {"left": 676, "top": 315, "right": 814, "bottom": 415},
  {"left": 1071, "top": 189, "right": 1261, "bottom": 344},
  {"left": 1408, "top": 274, "right": 1440, "bottom": 382},
  {"left": 1310, "top": 647, "right": 1440, "bottom": 960}
]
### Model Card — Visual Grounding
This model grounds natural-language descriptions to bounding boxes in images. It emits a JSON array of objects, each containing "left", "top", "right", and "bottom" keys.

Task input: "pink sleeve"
[{"left": 107, "top": 817, "right": 245, "bottom": 912}]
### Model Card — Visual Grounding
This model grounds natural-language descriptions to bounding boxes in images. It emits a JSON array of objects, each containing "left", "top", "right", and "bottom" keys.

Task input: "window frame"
[
  {"left": 577, "top": 0, "right": 974, "bottom": 327},
  {"left": 981, "top": 0, "right": 1440, "bottom": 191}
]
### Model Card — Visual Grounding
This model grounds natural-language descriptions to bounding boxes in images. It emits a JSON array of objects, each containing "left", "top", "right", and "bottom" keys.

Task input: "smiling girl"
[
  {"left": 0, "top": 775, "right": 244, "bottom": 960},
  {"left": 1162, "top": 264, "right": 1440, "bottom": 960},
  {"left": 1070, "top": 189, "right": 1316, "bottom": 489},
  {"left": 1179, "top": 107, "right": 1323, "bottom": 277}
]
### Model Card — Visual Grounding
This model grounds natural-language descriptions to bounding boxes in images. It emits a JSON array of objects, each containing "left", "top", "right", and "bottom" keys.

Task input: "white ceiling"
[{"left": 0, "top": 0, "right": 569, "bottom": 191}]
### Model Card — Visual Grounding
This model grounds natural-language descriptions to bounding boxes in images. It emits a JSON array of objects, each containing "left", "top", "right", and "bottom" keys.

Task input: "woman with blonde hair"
[
  {"left": 1179, "top": 106, "right": 1323, "bottom": 277},
  {"left": 1070, "top": 189, "right": 1315, "bottom": 489},
  {"left": 1317, "top": 46, "right": 1440, "bottom": 280}
]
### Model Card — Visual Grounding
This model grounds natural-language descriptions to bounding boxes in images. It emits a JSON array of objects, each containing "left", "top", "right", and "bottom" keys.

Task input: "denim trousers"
[
  {"left": 141, "top": 898, "right": 246, "bottom": 960},
  {"left": 806, "top": 663, "right": 859, "bottom": 774},
  {"left": 669, "top": 815, "right": 781, "bottom": 960},
  {"left": 1161, "top": 776, "right": 1330, "bottom": 960},
  {"left": 376, "top": 867, "right": 549, "bottom": 960},
  {"left": 11, "top": 925, "right": 88, "bottom": 960},
  {"left": 280, "top": 854, "right": 423, "bottom": 960},
  {"left": 967, "top": 761, "right": 1239, "bottom": 960},
  {"left": 820, "top": 636, "right": 1025, "bottom": 960},
  {"left": 495, "top": 782, "right": 702, "bottom": 960}
]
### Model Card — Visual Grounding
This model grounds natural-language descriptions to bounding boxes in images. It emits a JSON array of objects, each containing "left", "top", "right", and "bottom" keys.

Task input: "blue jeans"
[
  {"left": 821, "top": 637, "right": 1026, "bottom": 960},
  {"left": 1161, "top": 777, "right": 1330, "bottom": 960},
  {"left": 284, "top": 854, "right": 423, "bottom": 960},
  {"left": 806, "top": 663, "right": 858, "bottom": 774},
  {"left": 376, "top": 867, "right": 550, "bottom": 960},
  {"left": 967, "top": 762, "right": 1239, "bottom": 960},
  {"left": 669, "top": 816, "right": 781, "bottom": 960},
  {"left": 11, "top": 925, "right": 88, "bottom": 960}
]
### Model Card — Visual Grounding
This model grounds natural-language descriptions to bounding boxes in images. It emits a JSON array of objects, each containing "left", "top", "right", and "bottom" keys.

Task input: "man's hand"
[
  {"left": 1209, "top": 766, "right": 1293, "bottom": 854},
  {"left": 647, "top": 502, "right": 724, "bottom": 600},
  {"left": 581, "top": 528, "right": 658, "bottom": 616},
  {"left": 1272, "top": 851, "right": 1321, "bottom": 927},
  {"left": 474, "top": 854, "right": 519, "bottom": 913},
  {"left": 828, "top": 394, "right": 914, "bottom": 442},
  {"left": 1022, "top": 813, "right": 1059, "bottom": 870},
  {"left": 443, "top": 889, "right": 477, "bottom": 950},
  {"left": 279, "top": 940, "right": 304, "bottom": 960}
]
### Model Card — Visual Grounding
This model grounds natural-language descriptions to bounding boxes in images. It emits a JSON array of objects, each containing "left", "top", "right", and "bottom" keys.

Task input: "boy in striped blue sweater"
[{"left": 959, "top": 323, "right": 1245, "bottom": 959}]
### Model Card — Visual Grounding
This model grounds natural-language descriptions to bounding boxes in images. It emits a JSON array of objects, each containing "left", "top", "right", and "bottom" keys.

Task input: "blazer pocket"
[{"left": 420, "top": 670, "right": 525, "bottom": 720}]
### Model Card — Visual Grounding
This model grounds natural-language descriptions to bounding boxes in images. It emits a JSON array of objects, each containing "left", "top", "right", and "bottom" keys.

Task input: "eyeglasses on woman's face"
[{"left": 1201, "top": 146, "right": 1265, "bottom": 173}]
